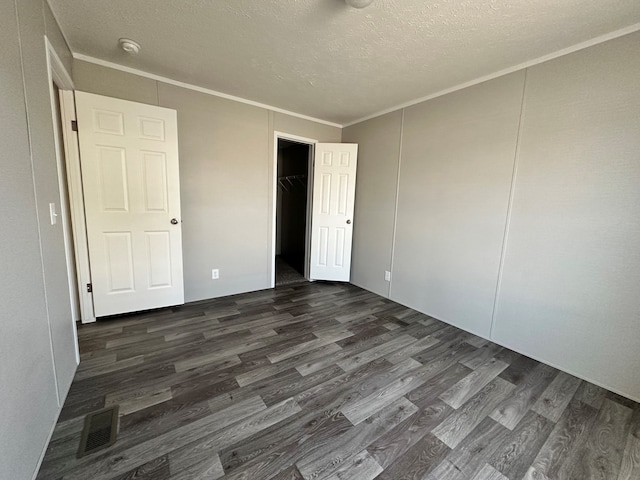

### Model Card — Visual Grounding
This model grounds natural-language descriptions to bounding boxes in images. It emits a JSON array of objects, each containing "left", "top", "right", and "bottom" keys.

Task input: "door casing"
[
  {"left": 271, "top": 132, "right": 317, "bottom": 287},
  {"left": 46, "top": 37, "right": 95, "bottom": 325}
]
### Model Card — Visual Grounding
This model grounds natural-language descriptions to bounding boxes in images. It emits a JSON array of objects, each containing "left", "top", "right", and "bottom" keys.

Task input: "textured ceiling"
[{"left": 49, "top": 0, "right": 640, "bottom": 125}]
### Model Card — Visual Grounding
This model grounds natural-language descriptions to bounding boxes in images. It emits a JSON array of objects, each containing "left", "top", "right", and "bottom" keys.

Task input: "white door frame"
[
  {"left": 271, "top": 132, "right": 317, "bottom": 288},
  {"left": 46, "top": 36, "right": 96, "bottom": 325}
]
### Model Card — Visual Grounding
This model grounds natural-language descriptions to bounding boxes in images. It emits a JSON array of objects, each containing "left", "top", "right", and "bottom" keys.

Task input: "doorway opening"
[{"left": 275, "top": 138, "right": 312, "bottom": 286}]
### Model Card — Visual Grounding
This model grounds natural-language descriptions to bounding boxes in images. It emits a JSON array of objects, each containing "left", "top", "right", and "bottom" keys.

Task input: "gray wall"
[
  {"left": 392, "top": 72, "right": 524, "bottom": 338},
  {"left": 161, "top": 82, "right": 271, "bottom": 300},
  {"left": 492, "top": 33, "right": 640, "bottom": 400},
  {"left": 342, "top": 111, "right": 402, "bottom": 298},
  {"left": 73, "top": 60, "right": 341, "bottom": 302},
  {"left": 18, "top": 0, "right": 78, "bottom": 405},
  {"left": 345, "top": 31, "right": 640, "bottom": 401},
  {"left": 1, "top": 1, "right": 78, "bottom": 479}
]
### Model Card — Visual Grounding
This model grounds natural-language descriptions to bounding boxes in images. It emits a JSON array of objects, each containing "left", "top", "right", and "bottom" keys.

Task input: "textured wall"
[
  {"left": 73, "top": 59, "right": 158, "bottom": 104},
  {"left": 391, "top": 72, "right": 524, "bottom": 338},
  {"left": 349, "top": 31, "right": 640, "bottom": 400},
  {"left": 44, "top": 1, "right": 72, "bottom": 75},
  {"left": 1, "top": 1, "right": 77, "bottom": 479},
  {"left": 343, "top": 111, "right": 403, "bottom": 298},
  {"left": 160, "top": 82, "right": 271, "bottom": 301},
  {"left": 17, "top": 0, "right": 77, "bottom": 406},
  {"left": 73, "top": 60, "right": 342, "bottom": 303},
  {"left": 492, "top": 32, "right": 640, "bottom": 400},
  {"left": 273, "top": 112, "right": 341, "bottom": 143}
]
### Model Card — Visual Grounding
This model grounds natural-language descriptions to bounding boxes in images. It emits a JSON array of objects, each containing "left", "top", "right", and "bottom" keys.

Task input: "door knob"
[
  {"left": 346, "top": 219, "right": 352, "bottom": 224},
  {"left": 170, "top": 218, "right": 179, "bottom": 225}
]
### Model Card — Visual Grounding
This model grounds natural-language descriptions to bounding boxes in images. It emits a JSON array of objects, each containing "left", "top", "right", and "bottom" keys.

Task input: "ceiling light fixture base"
[{"left": 345, "top": 0, "right": 374, "bottom": 8}]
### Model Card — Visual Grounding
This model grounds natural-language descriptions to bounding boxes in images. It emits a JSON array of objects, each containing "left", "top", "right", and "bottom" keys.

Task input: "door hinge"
[
  {"left": 86, "top": 283, "right": 92, "bottom": 293},
  {"left": 71, "top": 120, "right": 78, "bottom": 132}
]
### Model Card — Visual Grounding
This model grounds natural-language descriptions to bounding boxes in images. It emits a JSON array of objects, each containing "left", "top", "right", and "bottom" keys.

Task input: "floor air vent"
[{"left": 78, "top": 405, "right": 119, "bottom": 458}]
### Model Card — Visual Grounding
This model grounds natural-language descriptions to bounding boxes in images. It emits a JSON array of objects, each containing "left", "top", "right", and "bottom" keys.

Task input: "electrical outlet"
[
  {"left": 211, "top": 269, "right": 219, "bottom": 280},
  {"left": 384, "top": 270, "right": 391, "bottom": 282}
]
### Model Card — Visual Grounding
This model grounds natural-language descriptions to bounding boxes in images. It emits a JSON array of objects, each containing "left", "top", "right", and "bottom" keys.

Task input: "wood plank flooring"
[{"left": 37, "top": 282, "right": 640, "bottom": 480}]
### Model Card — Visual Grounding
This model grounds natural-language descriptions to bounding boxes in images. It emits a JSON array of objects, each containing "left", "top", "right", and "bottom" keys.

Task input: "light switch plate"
[{"left": 49, "top": 203, "right": 58, "bottom": 225}]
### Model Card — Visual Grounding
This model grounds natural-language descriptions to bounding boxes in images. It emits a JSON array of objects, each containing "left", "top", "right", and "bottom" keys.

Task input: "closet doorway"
[{"left": 275, "top": 138, "right": 313, "bottom": 286}]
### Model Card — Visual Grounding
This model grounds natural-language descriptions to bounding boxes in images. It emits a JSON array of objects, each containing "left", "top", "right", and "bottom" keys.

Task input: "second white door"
[
  {"left": 310, "top": 143, "right": 358, "bottom": 282},
  {"left": 75, "top": 91, "right": 184, "bottom": 317}
]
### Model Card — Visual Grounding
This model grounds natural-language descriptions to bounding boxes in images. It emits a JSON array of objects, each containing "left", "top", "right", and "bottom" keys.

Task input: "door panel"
[
  {"left": 76, "top": 91, "right": 184, "bottom": 317},
  {"left": 98, "top": 146, "right": 128, "bottom": 211},
  {"left": 143, "top": 152, "right": 168, "bottom": 211},
  {"left": 310, "top": 143, "right": 358, "bottom": 281},
  {"left": 145, "top": 231, "right": 172, "bottom": 288},
  {"left": 104, "top": 232, "right": 135, "bottom": 292}
]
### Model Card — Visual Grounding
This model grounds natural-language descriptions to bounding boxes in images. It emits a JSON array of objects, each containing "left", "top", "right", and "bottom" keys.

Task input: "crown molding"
[
  {"left": 72, "top": 22, "right": 640, "bottom": 130},
  {"left": 72, "top": 53, "right": 343, "bottom": 129},
  {"left": 343, "top": 22, "right": 640, "bottom": 128}
]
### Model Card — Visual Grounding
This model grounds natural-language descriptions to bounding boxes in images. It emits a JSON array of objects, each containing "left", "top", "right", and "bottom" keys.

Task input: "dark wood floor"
[{"left": 38, "top": 282, "right": 640, "bottom": 480}]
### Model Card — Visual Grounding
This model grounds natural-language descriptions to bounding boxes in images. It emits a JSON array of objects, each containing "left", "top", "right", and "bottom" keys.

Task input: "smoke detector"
[{"left": 119, "top": 38, "right": 141, "bottom": 54}]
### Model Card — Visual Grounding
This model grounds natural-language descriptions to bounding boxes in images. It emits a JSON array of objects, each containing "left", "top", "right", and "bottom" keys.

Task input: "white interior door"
[
  {"left": 75, "top": 91, "right": 184, "bottom": 317},
  {"left": 310, "top": 143, "right": 358, "bottom": 281}
]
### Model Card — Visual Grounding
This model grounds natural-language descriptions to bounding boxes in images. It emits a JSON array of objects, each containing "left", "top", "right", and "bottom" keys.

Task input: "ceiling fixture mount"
[
  {"left": 119, "top": 38, "right": 141, "bottom": 54},
  {"left": 345, "top": 0, "right": 374, "bottom": 8}
]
